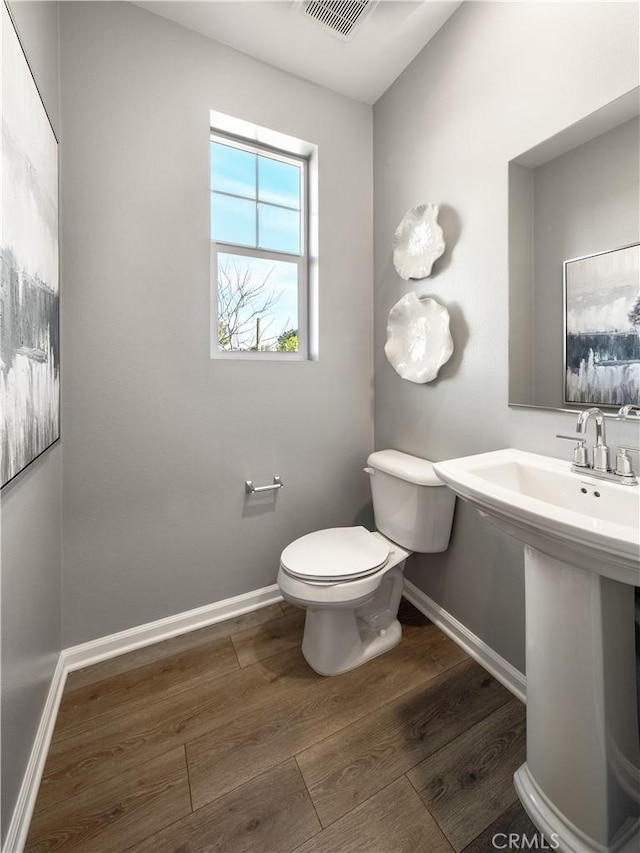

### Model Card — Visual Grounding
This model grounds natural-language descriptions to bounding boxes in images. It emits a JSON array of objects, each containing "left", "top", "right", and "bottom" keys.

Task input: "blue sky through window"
[
  {"left": 258, "top": 157, "right": 300, "bottom": 208},
  {"left": 211, "top": 193, "right": 256, "bottom": 245},
  {"left": 258, "top": 204, "right": 299, "bottom": 254},
  {"left": 210, "top": 141, "right": 301, "bottom": 253},
  {"left": 211, "top": 143, "right": 255, "bottom": 198}
]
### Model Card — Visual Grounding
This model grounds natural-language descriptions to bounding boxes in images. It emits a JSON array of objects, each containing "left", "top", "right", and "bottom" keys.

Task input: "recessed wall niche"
[{"left": 508, "top": 88, "right": 640, "bottom": 411}]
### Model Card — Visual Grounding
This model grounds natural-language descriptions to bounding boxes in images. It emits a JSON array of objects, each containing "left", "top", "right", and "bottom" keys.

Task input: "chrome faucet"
[
  {"left": 576, "top": 407, "right": 609, "bottom": 472},
  {"left": 556, "top": 406, "right": 638, "bottom": 485}
]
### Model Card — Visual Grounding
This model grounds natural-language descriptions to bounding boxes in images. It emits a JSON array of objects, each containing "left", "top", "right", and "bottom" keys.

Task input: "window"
[{"left": 210, "top": 131, "right": 309, "bottom": 358}]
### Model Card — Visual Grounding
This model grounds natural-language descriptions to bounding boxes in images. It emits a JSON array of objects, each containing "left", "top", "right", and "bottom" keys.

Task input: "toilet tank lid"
[{"left": 367, "top": 450, "right": 446, "bottom": 486}]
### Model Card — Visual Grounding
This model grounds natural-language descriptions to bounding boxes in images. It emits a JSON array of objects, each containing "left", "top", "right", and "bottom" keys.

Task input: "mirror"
[{"left": 508, "top": 87, "right": 640, "bottom": 412}]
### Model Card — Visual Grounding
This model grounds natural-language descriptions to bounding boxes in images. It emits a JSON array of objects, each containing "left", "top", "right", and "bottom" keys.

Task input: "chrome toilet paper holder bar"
[{"left": 245, "top": 476, "right": 283, "bottom": 494}]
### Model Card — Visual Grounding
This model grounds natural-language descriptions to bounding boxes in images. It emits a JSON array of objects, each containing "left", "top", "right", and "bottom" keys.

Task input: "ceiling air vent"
[{"left": 298, "top": 0, "right": 379, "bottom": 42}]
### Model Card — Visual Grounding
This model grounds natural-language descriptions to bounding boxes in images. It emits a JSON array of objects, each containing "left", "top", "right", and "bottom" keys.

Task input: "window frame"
[{"left": 210, "top": 130, "right": 309, "bottom": 360}]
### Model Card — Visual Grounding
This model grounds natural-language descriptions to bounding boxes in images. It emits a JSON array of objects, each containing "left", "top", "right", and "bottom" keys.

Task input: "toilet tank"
[{"left": 366, "top": 450, "right": 456, "bottom": 552}]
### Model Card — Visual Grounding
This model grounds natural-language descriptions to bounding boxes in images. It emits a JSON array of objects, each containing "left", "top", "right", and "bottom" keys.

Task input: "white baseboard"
[
  {"left": 2, "top": 583, "right": 283, "bottom": 853},
  {"left": 403, "top": 579, "right": 527, "bottom": 704},
  {"left": 3, "top": 655, "right": 67, "bottom": 853},
  {"left": 63, "top": 583, "right": 283, "bottom": 673}
]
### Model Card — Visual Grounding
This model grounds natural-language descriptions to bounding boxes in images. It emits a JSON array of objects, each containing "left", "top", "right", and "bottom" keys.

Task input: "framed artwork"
[
  {"left": 1, "top": 2, "right": 60, "bottom": 488},
  {"left": 564, "top": 243, "right": 640, "bottom": 407}
]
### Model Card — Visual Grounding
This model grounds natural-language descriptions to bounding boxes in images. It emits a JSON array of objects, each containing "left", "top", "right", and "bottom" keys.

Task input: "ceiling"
[{"left": 132, "top": 1, "right": 462, "bottom": 104}]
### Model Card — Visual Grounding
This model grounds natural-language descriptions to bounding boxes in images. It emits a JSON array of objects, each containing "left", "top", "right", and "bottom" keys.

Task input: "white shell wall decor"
[
  {"left": 385, "top": 292, "right": 454, "bottom": 384},
  {"left": 393, "top": 203, "right": 445, "bottom": 280}
]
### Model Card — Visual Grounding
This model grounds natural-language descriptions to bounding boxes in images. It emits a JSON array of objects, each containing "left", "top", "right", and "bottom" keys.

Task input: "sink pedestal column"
[{"left": 515, "top": 546, "right": 640, "bottom": 853}]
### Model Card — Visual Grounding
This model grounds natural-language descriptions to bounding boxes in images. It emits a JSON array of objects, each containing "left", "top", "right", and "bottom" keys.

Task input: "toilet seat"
[{"left": 280, "top": 526, "right": 390, "bottom": 582}]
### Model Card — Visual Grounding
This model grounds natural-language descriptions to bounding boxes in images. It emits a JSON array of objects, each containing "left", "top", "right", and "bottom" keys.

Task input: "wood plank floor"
[{"left": 26, "top": 599, "right": 540, "bottom": 853}]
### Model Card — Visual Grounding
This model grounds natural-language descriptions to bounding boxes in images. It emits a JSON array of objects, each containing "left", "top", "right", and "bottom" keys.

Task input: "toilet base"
[{"left": 301, "top": 610, "right": 402, "bottom": 676}]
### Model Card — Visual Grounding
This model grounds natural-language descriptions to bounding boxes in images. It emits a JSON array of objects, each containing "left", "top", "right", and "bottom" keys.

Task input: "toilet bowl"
[{"left": 277, "top": 450, "right": 456, "bottom": 676}]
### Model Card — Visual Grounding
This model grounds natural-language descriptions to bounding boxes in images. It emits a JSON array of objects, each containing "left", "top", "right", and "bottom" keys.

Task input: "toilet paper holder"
[{"left": 245, "top": 476, "right": 284, "bottom": 494}]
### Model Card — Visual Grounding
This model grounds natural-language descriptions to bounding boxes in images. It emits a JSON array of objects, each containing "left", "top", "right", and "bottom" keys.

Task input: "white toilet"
[{"left": 277, "top": 449, "right": 456, "bottom": 676}]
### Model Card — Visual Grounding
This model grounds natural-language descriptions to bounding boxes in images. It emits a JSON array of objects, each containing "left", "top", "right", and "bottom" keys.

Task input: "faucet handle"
[
  {"left": 556, "top": 434, "right": 589, "bottom": 467},
  {"left": 617, "top": 405, "right": 640, "bottom": 420},
  {"left": 615, "top": 446, "right": 640, "bottom": 478}
]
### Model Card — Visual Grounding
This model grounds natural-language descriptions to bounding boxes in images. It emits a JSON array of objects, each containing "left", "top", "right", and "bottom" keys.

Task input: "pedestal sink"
[{"left": 433, "top": 449, "right": 639, "bottom": 853}]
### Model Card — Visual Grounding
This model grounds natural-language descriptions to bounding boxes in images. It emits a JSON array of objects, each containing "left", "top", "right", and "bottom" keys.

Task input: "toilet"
[{"left": 277, "top": 449, "right": 456, "bottom": 676}]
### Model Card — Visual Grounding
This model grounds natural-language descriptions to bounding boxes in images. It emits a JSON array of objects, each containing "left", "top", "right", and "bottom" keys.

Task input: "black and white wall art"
[
  {"left": 1, "top": 3, "right": 59, "bottom": 488},
  {"left": 564, "top": 243, "right": 640, "bottom": 407}
]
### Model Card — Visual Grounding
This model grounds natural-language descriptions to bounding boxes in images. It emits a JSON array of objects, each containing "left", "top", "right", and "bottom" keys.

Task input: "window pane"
[
  {"left": 217, "top": 252, "right": 299, "bottom": 352},
  {"left": 210, "top": 141, "right": 256, "bottom": 199},
  {"left": 258, "top": 204, "right": 300, "bottom": 254},
  {"left": 211, "top": 192, "right": 256, "bottom": 246},
  {"left": 258, "top": 156, "right": 301, "bottom": 208}
]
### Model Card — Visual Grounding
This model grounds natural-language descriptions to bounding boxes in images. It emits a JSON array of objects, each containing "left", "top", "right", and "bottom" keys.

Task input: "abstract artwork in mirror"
[
  {"left": 564, "top": 243, "right": 639, "bottom": 407},
  {"left": 1, "top": 4, "right": 60, "bottom": 488},
  {"left": 392, "top": 203, "right": 445, "bottom": 280}
]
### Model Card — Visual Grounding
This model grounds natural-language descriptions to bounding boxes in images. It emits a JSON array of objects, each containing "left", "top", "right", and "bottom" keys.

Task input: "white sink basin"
[
  {"left": 434, "top": 448, "right": 640, "bottom": 586},
  {"left": 433, "top": 448, "right": 640, "bottom": 853}
]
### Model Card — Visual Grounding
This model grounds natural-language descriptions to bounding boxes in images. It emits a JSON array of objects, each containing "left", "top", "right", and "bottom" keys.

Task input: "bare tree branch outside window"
[{"left": 217, "top": 259, "right": 298, "bottom": 352}]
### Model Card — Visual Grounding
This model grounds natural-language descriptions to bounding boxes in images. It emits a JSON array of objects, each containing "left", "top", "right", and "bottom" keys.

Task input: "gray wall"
[
  {"left": 373, "top": 1, "right": 640, "bottom": 672},
  {"left": 532, "top": 117, "right": 640, "bottom": 408},
  {"left": 1, "top": 1, "right": 62, "bottom": 843},
  {"left": 60, "top": 2, "right": 374, "bottom": 646}
]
